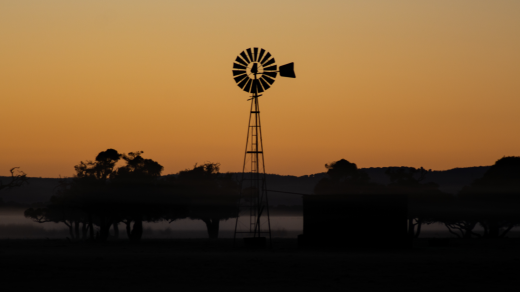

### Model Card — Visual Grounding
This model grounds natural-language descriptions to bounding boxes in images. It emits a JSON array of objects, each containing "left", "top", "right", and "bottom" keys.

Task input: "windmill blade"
[
  {"left": 259, "top": 76, "right": 271, "bottom": 90},
  {"left": 253, "top": 48, "right": 258, "bottom": 62},
  {"left": 249, "top": 79, "right": 257, "bottom": 93},
  {"left": 233, "top": 63, "right": 247, "bottom": 70},
  {"left": 258, "top": 49, "right": 266, "bottom": 63},
  {"left": 250, "top": 79, "right": 257, "bottom": 94},
  {"left": 252, "top": 79, "right": 264, "bottom": 93},
  {"left": 233, "top": 70, "right": 246, "bottom": 76},
  {"left": 263, "top": 65, "right": 277, "bottom": 71},
  {"left": 257, "top": 80, "right": 265, "bottom": 93},
  {"left": 238, "top": 76, "right": 250, "bottom": 89},
  {"left": 263, "top": 57, "right": 276, "bottom": 67},
  {"left": 235, "top": 56, "right": 248, "bottom": 67},
  {"left": 246, "top": 48, "right": 254, "bottom": 63},
  {"left": 279, "top": 62, "right": 296, "bottom": 78},
  {"left": 261, "top": 75, "right": 275, "bottom": 84},
  {"left": 240, "top": 51, "right": 250, "bottom": 63},
  {"left": 262, "top": 71, "right": 277, "bottom": 79},
  {"left": 234, "top": 74, "right": 247, "bottom": 84},
  {"left": 261, "top": 75, "right": 275, "bottom": 85},
  {"left": 260, "top": 52, "right": 271, "bottom": 65},
  {"left": 243, "top": 78, "right": 252, "bottom": 92}
]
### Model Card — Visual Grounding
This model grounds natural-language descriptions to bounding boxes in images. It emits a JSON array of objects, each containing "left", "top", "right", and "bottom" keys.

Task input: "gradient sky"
[{"left": 1, "top": 1, "right": 519, "bottom": 177}]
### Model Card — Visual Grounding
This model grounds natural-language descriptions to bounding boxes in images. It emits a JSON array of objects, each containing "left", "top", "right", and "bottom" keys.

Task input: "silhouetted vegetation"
[
  {"left": 0, "top": 167, "right": 29, "bottom": 229},
  {"left": 8, "top": 154, "right": 520, "bottom": 242},
  {"left": 25, "top": 149, "right": 186, "bottom": 241},
  {"left": 0, "top": 167, "right": 28, "bottom": 193},
  {"left": 24, "top": 150, "right": 241, "bottom": 241},
  {"left": 312, "top": 157, "right": 520, "bottom": 241},
  {"left": 445, "top": 157, "right": 520, "bottom": 238},
  {"left": 385, "top": 166, "right": 453, "bottom": 238},
  {"left": 314, "top": 159, "right": 385, "bottom": 195},
  {"left": 312, "top": 159, "right": 448, "bottom": 243},
  {"left": 177, "top": 163, "right": 240, "bottom": 239}
]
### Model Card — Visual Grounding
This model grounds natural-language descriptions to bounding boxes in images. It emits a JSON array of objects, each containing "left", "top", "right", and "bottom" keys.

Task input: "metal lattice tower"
[
  {"left": 234, "top": 91, "right": 272, "bottom": 242},
  {"left": 231, "top": 48, "right": 295, "bottom": 246}
]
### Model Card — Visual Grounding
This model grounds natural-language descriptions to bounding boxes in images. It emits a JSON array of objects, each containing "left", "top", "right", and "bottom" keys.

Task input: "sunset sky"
[{"left": 1, "top": 1, "right": 519, "bottom": 178}]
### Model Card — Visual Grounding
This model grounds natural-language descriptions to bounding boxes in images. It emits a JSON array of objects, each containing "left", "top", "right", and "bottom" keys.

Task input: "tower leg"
[{"left": 234, "top": 92, "right": 272, "bottom": 247}]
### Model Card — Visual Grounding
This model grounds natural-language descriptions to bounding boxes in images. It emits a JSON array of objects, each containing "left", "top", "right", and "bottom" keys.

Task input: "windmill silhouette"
[{"left": 232, "top": 48, "right": 295, "bottom": 247}]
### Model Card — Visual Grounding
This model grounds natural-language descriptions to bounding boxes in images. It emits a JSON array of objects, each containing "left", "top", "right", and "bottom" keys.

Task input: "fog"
[
  {"left": 0, "top": 208, "right": 487, "bottom": 239},
  {"left": 0, "top": 208, "right": 303, "bottom": 239}
]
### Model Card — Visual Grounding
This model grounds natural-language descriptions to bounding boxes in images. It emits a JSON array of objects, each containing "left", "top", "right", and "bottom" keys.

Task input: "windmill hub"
[
  {"left": 232, "top": 47, "right": 295, "bottom": 95},
  {"left": 248, "top": 62, "right": 263, "bottom": 79}
]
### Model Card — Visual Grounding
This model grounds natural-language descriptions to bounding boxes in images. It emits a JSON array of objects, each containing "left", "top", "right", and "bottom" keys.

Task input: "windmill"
[{"left": 232, "top": 48, "right": 295, "bottom": 247}]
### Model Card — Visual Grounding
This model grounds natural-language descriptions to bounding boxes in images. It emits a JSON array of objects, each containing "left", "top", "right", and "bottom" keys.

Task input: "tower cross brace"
[{"left": 233, "top": 90, "right": 272, "bottom": 246}]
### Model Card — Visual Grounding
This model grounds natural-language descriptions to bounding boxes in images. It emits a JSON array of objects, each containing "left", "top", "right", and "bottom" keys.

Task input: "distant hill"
[
  {"left": 237, "top": 166, "right": 490, "bottom": 205},
  {"left": 361, "top": 166, "right": 490, "bottom": 195},
  {"left": 235, "top": 173, "right": 327, "bottom": 206},
  {"left": 0, "top": 166, "right": 491, "bottom": 206},
  {"left": 0, "top": 177, "right": 64, "bottom": 205}
]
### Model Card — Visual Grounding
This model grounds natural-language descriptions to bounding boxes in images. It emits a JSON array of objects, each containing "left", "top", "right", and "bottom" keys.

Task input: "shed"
[{"left": 299, "top": 194, "right": 410, "bottom": 249}]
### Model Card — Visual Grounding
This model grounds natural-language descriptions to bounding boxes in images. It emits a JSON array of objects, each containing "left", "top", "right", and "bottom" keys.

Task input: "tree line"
[
  {"left": 24, "top": 149, "right": 239, "bottom": 241},
  {"left": 314, "top": 157, "right": 520, "bottom": 239},
  {"left": 4, "top": 151, "right": 520, "bottom": 241}
]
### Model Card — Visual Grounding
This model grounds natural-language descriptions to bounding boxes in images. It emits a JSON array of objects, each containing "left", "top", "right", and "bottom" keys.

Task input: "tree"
[
  {"left": 385, "top": 167, "right": 453, "bottom": 238},
  {"left": 74, "top": 148, "right": 122, "bottom": 241},
  {"left": 25, "top": 149, "right": 188, "bottom": 242},
  {"left": 0, "top": 167, "right": 28, "bottom": 192},
  {"left": 24, "top": 149, "right": 122, "bottom": 241},
  {"left": 1, "top": 167, "right": 29, "bottom": 231},
  {"left": 458, "top": 156, "right": 520, "bottom": 238},
  {"left": 313, "top": 159, "right": 383, "bottom": 195},
  {"left": 441, "top": 213, "right": 480, "bottom": 239},
  {"left": 75, "top": 148, "right": 121, "bottom": 181},
  {"left": 110, "top": 151, "right": 167, "bottom": 241},
  {"left": 25, "top": 195, "right": 89, "bottom": 240},
  {"left": 176, "top": 163, "right": 239, "bottom": 239}
]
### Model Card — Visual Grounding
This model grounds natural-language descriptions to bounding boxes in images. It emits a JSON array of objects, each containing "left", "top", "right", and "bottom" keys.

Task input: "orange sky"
[{"left": 1, "top": 1, "right": 519, "bottom": 177}]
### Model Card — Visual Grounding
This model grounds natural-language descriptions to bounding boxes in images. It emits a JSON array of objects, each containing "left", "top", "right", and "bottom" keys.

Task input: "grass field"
[{"left": 1, "top": 238, "right": 520, "bottom": 291}]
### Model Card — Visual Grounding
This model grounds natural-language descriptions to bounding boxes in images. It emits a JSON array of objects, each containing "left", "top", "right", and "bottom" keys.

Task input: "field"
[{"left": 1, "top": 238, "right": 520, "bottom": 291}]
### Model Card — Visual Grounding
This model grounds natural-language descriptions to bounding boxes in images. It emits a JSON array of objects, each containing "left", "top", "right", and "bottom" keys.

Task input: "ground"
[{"left": 1, "top": 238, "right": 520, "bottom": 291}]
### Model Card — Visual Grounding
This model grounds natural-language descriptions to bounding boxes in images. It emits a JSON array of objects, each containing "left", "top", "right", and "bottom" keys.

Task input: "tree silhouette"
[
  {"left": 385, "top": 167, "right": 452, "bottom": 238},
  {"left": 25, "top": 149, "right": 189, "bottom": 242},
  {"left": 458, "top": 156, "right": 520, "bottom": 238},
  {"left": 25, "top": 194, "right": 89, "bottom": 240},
  {"left": 176, "top": 163, "right": 240, "bottom": 239},
  {"left": 75, "top": 148, "right": 122, "bottom": 241},
  {"left": 0, "top": 167, "right": 28, "bottom": 192},
  {"left": 25, "top": 150, "right": 121, "bottom": 241},
  {"left": 313, "top": 159, "right": 383, "bottom": 195},
  {"left": 110, "top": 151, "right": 169, "bottom": 241},
  {"left": 441, "top": 212, "right": 480, "bottom": 239},
  {"left": 1, "top": 167, "right": 29, "bottom": 229}
]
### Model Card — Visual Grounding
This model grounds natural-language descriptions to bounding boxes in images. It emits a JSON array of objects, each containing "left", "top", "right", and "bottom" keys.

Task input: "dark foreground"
[{"left": 1, "top": 238, "right": 520, "bottom": 292}]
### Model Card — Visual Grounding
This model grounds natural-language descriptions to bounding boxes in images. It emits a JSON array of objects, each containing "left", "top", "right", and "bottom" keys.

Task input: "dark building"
[{"left": 299, "top": 194, "right": 410, "bottom": 249}]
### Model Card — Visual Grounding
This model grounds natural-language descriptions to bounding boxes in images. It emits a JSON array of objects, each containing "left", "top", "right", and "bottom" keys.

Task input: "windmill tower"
[{"left": 232, "top": 48, "right": 295, "bottom": 247}]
